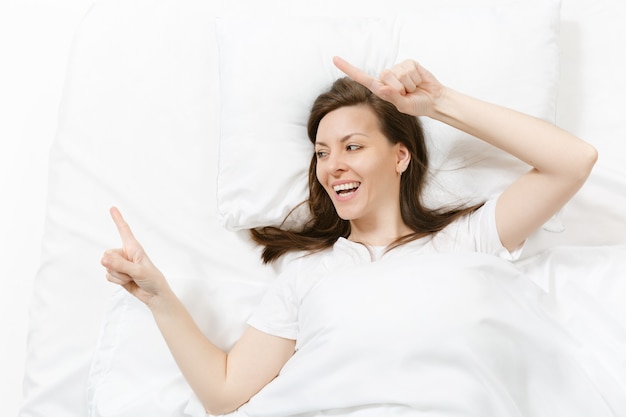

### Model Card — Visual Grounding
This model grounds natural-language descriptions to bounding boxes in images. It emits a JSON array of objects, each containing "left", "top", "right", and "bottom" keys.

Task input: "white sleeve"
[
  {"left": 436, "top": 197, "right": 525, "bottom": 261},
  {"left": 246, "top": 264, "right": 300, "bottom": 341}
]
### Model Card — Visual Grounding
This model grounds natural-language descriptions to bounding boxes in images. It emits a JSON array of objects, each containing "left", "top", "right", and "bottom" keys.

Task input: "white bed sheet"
[{"left": 18, "top": 0, "right": 626, "bottom": 416}]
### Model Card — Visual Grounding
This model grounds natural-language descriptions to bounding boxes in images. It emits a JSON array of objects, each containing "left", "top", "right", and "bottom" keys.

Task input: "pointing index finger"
[
  {"left": 333, "top": 56, "right": 379, "bottom": 92},
  {"left": 110, "top": 206, "right": 138, "bottom": 246}
]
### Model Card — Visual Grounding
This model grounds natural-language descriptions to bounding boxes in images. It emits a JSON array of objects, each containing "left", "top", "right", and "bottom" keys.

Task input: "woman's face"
[{"left": 314, "top": 105, "right": 409, "bottom": 225}]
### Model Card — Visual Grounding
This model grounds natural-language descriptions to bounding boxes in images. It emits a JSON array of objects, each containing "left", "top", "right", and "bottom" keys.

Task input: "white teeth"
[{"left": 333, "top": 182, "right": 360, "bottom": 192}]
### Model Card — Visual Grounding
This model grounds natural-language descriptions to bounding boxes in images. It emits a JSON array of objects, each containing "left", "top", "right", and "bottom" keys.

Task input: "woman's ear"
[{"left": 395, "top": 143, "right": 411, "bottom": 174}]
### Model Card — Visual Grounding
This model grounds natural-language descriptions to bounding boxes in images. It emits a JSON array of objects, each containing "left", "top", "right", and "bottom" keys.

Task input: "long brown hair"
[{"left": 251, "top": 77, "right": 482, "bottom": 263}]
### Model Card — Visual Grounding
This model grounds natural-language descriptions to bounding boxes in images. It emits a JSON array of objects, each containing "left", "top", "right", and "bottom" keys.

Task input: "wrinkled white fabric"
[
  {"left": 206, "top": 199, "right": 623, "bottom": 417},
  {"left": 230, "top": 251, "right": 616, "bottom": 417},
  {"left": 209, "top": 200, "right": 609, "bottom": 417}
]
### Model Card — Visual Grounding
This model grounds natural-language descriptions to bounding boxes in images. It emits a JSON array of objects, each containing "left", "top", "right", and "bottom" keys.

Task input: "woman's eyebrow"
[{"left": 315, "top": 132, "right": 368, "bottom": 147}]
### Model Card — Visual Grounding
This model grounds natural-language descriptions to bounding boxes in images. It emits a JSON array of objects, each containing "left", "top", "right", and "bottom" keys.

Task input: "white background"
[
  {"left": 1, "top": 0, "right": 624, "bottom": 416},
  {"left": 0, "top": 0, "right": 92, "bottom": 415}
]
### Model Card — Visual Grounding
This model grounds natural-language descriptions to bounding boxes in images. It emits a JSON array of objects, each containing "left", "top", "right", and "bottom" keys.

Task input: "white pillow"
[{"left": 216, "top": 0, "right": 562, "bottom": 231}]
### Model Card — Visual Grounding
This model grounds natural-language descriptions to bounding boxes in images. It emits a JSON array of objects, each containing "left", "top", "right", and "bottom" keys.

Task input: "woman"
[{"left": 101, "top": 57, "right": 597, "bottom": 416}]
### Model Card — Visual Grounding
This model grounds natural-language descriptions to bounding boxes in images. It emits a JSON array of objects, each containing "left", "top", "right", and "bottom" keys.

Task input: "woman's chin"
[{"left": 334, "top": 207, "right": 360, "bottom": 222}]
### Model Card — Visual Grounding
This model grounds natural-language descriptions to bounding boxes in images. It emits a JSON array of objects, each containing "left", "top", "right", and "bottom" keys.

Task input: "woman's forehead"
[{"left": 316, "top": 105, "right": 380, "bottom": 143}]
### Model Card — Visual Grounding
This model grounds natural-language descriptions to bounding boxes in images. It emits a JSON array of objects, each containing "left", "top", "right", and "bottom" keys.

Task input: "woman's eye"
[
  {"left": 347, "top": 144, "right": 361, "bottom": 151},
  {"left": 315, "top": 150, "right": 328, "bottom": 158}
]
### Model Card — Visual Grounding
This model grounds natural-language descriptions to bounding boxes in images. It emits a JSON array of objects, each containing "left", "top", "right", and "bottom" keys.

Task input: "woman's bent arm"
[
  {"left": 334, "top": 56, "right": 597, "bottom": 250},
  {"left": 149, "top": 291, "right": 295, "bottom": 415},
  {"left": 429, "top": 88, "right": 597, "bottom": 250}
]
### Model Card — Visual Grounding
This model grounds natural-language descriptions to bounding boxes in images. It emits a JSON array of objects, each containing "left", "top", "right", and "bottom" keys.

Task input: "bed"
[{"left": 18, "top": 0, "right": 626, "bottom": 416}]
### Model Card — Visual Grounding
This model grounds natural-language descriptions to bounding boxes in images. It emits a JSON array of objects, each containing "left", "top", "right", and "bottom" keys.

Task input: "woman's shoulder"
[
  {"left": 274, "top": 245, "right": 334, "bottom": 277},
  {"left": 405, "top": 199, "right": 491, "bottom": 255},
  {"left": 429, "top": 197, "right": 523, "bottom": 260},
  {"left": 276, "top": 237, "right": 376, "bottom": 276}
]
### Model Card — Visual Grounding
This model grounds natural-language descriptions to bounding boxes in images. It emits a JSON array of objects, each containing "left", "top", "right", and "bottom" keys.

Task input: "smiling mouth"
[{"left": 333, "top": 181, "right": 361, "bottom": 196}]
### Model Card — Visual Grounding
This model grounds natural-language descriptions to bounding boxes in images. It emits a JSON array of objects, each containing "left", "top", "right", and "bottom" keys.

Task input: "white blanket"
[{"left": 215, "top": 250, "right": 626, "bottom": 417}]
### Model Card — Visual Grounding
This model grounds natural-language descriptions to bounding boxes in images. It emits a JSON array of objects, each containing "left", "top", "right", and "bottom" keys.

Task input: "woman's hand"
[
  {"left": 333, "top": 56, "right": 444, "bottom": 117},
  {"left": 101, "top": 207, "right": 170, "bottom": 306}
]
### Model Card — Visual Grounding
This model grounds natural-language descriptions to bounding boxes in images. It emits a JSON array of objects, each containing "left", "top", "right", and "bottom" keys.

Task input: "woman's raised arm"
[
  {"left": 334, "top": 57, "right": 597, "bottom": 251},
  {"left": 101, "top": 207, "right": 295, "bottom": 415}
]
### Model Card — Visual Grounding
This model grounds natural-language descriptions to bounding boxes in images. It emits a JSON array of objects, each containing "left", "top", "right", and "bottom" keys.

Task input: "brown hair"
[{"left": 251, "top": 77, "right": 482, "bottom": 263}]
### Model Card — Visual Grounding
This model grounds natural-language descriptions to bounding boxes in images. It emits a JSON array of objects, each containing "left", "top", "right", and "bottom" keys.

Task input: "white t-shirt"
[{"left": 247, "top": 198, "right": 520, "bottom": 341}]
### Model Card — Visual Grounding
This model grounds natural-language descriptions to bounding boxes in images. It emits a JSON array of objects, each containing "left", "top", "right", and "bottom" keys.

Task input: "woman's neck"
[{"left": 348, "top": 218, "right": 413, "bottom": 247}]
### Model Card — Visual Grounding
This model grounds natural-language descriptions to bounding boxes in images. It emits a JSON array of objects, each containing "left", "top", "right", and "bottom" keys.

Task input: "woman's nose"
[{"left": 327, "top": 153, "right": 348, "bottom": 174}]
